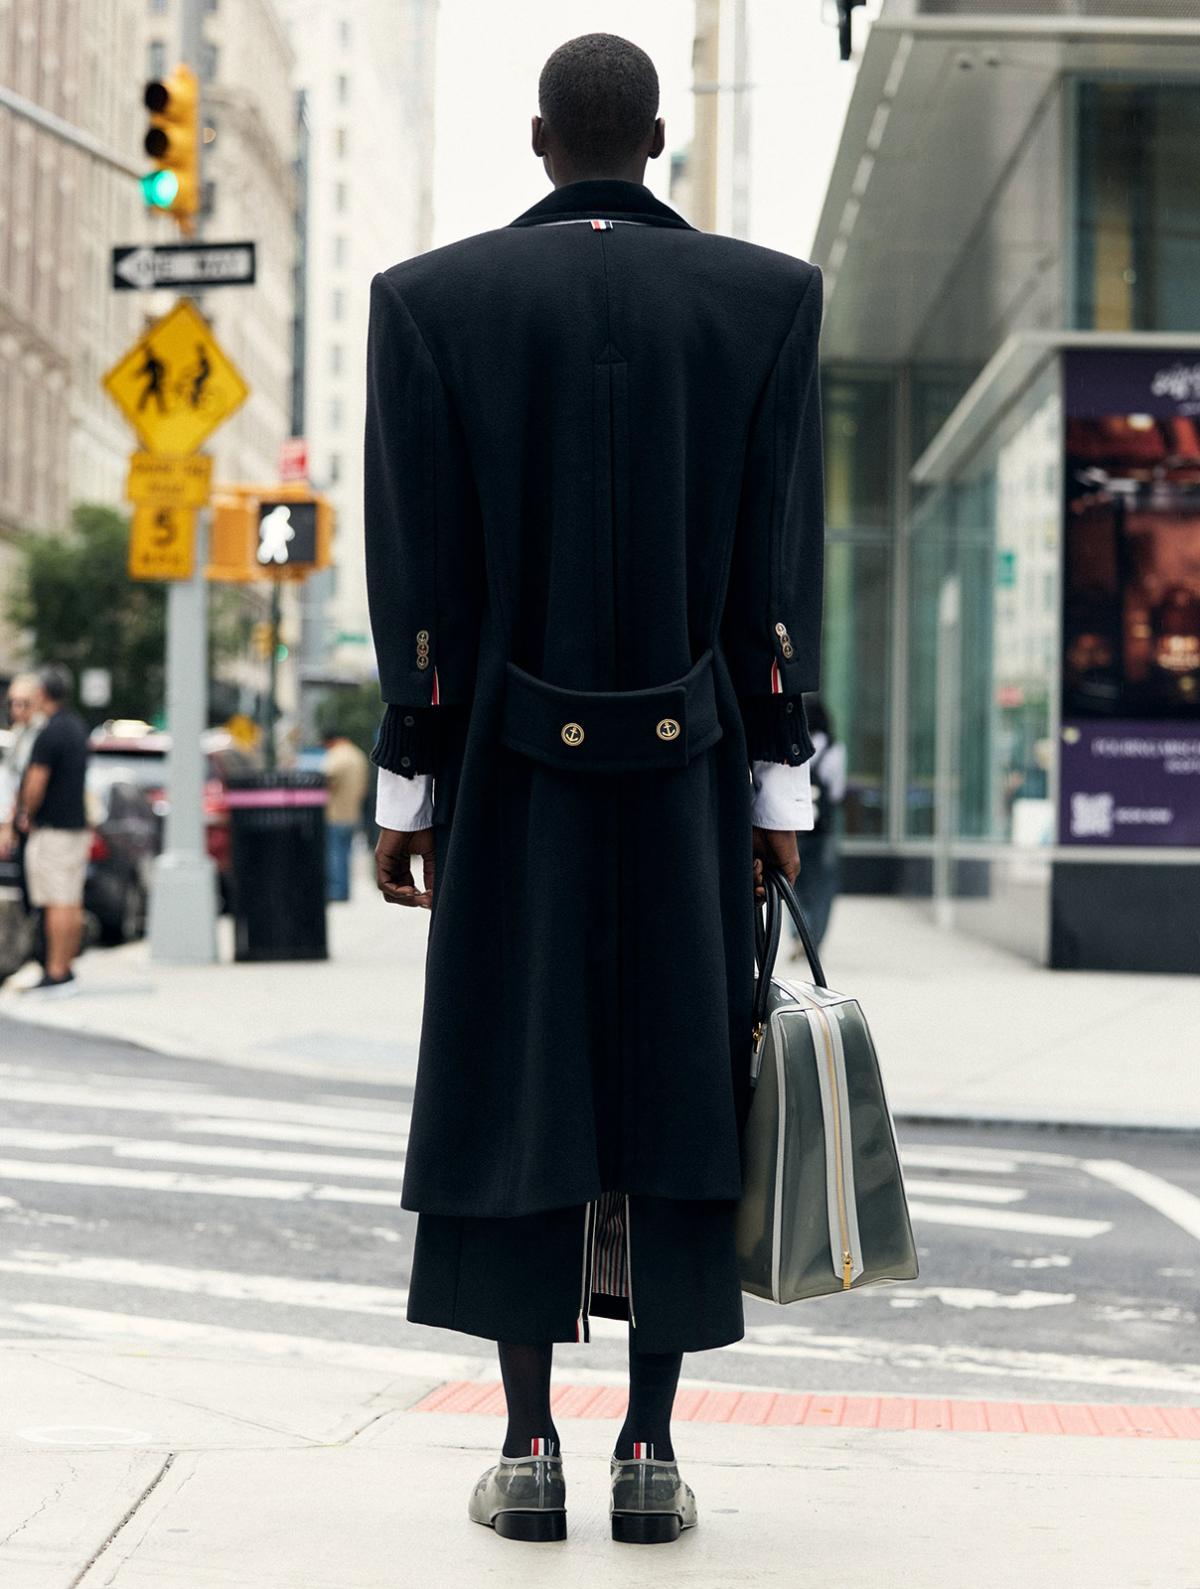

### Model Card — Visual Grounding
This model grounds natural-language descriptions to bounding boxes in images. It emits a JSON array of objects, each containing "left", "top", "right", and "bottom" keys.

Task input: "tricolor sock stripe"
[
  {"left": 530, "top": 1437, "right": 558, "bottom": 1457},
  {"left": 632, "top": 1441, "right": 654, "bottom": 1460}
]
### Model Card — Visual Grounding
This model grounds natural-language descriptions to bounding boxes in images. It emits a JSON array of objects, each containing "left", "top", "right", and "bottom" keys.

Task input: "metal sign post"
[{"left": 147, "top": 0, "right": 217, "bottom": 965}]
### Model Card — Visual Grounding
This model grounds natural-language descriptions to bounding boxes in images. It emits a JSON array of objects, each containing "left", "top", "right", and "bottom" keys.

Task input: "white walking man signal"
[{"left": 257, "top": 503, "right": 295, "bottom": 565}]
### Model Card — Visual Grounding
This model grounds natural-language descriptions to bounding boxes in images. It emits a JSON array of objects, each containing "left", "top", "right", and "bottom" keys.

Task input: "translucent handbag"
[{"left": 736, "top": 866, "right": 919, "bottom": 1303}]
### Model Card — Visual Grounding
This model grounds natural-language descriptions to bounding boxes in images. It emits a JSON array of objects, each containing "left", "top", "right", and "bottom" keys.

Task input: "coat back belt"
[{"left": 501, "top": 650, "right": 722, "bottom": 774}]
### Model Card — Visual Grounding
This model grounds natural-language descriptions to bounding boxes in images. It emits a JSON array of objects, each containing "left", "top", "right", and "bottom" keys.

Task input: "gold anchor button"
[
  {"left": 561, "top": 721, "right": 585, "bottom": 746},
  {"left": 656, "top": 717, "right": 681, "bottom": 742}
]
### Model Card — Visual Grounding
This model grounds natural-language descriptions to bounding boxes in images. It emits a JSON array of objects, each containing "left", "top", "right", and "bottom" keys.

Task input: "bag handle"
[{"left": 752, "top": 865, "right": 828, "bottom": 1034}]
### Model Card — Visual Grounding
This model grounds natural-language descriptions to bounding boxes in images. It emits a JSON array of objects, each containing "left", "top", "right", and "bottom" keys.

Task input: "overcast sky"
[{"left": 431, "top": 0, "right": 877, "bottom": 260}]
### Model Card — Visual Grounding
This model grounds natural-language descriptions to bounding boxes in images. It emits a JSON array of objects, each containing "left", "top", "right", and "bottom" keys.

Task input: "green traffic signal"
[{"left": 140, "top": 168, "right": 180, "bottom": 208}]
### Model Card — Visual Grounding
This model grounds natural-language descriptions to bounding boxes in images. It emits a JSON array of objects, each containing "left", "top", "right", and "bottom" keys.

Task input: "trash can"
[{"left": 226, "top": 771, "right": 328, "bottom": 962}]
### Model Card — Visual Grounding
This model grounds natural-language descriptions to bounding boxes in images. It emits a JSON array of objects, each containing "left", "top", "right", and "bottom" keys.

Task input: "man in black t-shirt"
[{"left": 19, "top": 665, "right": 90, "bottom": 992}]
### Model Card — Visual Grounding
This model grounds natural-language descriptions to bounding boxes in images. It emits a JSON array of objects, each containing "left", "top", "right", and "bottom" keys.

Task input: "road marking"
[
  {"left": 175, "top": 1117, "right": 408, "bottom": 1151},
  {"left": 0, "top": 1158, "right": 403, "bottom": 1206},
  {"left": 902, "top": 1179, "right": 1026, "bottom": 1205},
  {"left": 1083, "top": 1158, "right": 1200, "bottom": 1246},
  {"left": 0, "top": 1077, "right": 407, "bottom": 1134},
  {"left": 724, "top": 1327, "right": 1200, "bottom": 1397},
  {"left": 907, "top": 1201, "right": 1111, "bottom": 1239},
  {"left": 7, "top": 1304, "right": 486, "bottom": 1382},
  {"left": 905, "top": 1144, "right": 1081, "bottom": 1171},
  {"left": 882, "top": 1287, "right": 1075, "bottom": 1311},
  {"left": 902, "top": 1149, "right": 1020, "bottom": 1175},
  {"left": 0, "top": 1126, "right": 404, "bottom": 1180},
  {"left": 0, "top": 1250, "right": 409, "bottom": 1316}
]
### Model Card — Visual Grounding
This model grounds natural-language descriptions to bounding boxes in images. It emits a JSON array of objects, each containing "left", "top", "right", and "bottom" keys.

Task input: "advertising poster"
[{"left": 1061, "top": 348, "right": 1200, "bottom": 846}]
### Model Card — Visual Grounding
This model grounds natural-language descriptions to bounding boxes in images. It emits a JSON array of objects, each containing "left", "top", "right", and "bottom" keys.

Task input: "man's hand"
[
  {"left": 752, "top": 826, "right": 800, "bottom": 902},
  {"left": 376, "top": 826, "right": 435, "bottom": 910}
]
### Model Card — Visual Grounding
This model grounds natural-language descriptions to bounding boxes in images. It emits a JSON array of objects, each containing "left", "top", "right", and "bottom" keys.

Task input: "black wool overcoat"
[{"left": 365, "top": 179, "right": 825, "bottom": 1220}]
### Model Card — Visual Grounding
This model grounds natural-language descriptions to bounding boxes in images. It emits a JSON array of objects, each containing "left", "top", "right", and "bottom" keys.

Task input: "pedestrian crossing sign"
[
  {"left": 101, "top": 297, "right": 249, "bottom": 455},
  {"left": 129, "top": 503, "right": 195, "bottom": 581}
]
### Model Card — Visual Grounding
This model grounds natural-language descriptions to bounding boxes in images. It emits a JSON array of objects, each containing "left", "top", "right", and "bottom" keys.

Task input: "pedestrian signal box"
[{"left": 208, "top": 483, "right": 333, "bottom": 584}]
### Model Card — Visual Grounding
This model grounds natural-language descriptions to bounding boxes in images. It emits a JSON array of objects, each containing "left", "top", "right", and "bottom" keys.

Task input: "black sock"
[
  {"left": 613, "top": 1336, "right": 682, "bottom": 1461},
  {"left": 497, "top": 1341, "right": 559, "bottom": 1459}
]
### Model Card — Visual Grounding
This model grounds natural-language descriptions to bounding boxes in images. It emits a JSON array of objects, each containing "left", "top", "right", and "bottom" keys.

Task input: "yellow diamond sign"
[{"left": 102, "top": 298, "right": 249, "bottom": 455}]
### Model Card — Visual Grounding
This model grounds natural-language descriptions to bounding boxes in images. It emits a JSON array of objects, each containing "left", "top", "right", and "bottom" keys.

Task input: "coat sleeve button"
[
  {"left": 403, "top": 715, "right": 415, "bottom": 727},
  {"left": 400, "top": 756, "right": 412, "bottom": 768}
]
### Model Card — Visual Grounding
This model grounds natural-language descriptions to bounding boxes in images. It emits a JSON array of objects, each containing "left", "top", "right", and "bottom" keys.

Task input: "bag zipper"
[{"left": 810, "top": 1005, "right": 855, "bottom": 1290}]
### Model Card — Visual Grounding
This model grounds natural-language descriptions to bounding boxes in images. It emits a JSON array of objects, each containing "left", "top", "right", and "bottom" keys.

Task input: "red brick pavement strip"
[{"left": 411, "top": 1381, "right": 1200, "bottom": 1440}]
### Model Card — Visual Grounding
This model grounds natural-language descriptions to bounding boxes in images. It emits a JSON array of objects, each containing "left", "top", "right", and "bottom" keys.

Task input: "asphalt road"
[{"left": 0, "top": 1017, "right": 1196, "bottom": 1407}]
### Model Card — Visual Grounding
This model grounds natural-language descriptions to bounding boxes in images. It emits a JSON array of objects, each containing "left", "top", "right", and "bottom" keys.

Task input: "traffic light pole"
[{"left": 148, "top": 0, "right": 218, "bottom": 965}]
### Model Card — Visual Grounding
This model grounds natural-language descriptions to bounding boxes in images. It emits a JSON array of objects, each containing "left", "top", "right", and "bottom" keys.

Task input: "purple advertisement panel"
[
  {"left": 1061, "top": 348, "right": 1200, "bottom": 846},
  {"left": 1060, "top": 720, "right": 1200, "bottom": 847}
]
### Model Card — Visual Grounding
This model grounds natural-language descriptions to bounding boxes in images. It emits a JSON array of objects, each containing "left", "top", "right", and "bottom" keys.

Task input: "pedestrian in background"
[
  {"left": 0, "top": 675, "right": 45, "bottom": 870},
  {"left": 366, "top": 33, "right": 824, "bottom": 1548},
  {"left": 322, "top": 727, "right": 369, "bottom": 902},
  {"left": 17, "top": 666, "right": 90, "bottom": 993},
  {"left": 792, "top": 695, "right": 846, "bottom": 951}
]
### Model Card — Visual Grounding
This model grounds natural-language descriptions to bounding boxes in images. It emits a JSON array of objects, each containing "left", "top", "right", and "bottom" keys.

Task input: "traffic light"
[{"left": 141, "top": 65, "right": 199, "bottom": 233}]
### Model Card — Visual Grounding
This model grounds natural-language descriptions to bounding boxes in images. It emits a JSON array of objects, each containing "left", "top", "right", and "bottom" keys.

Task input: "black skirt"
[{"left": 408, "top": 1191, "right": 745, "bottom": 1355}]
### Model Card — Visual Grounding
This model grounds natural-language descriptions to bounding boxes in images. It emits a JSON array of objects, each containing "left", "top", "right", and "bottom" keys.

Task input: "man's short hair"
[
  {"left": 538, "top": 34, "right": 659, "bottom": 168},
  {"left": 38, "top": 664, "right": 72, "bottom": 704}
]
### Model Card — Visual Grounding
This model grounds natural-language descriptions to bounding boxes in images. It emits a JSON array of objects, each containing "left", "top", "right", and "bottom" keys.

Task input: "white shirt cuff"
[
  {"left": 377, "top": 763, "right": 812, "bottom": 834},
  {"left": 751, "top": 758, "right": 815, "bottom": 832},
  {"left": 376, "top": 768, "right": 434, "bottom": 831}
]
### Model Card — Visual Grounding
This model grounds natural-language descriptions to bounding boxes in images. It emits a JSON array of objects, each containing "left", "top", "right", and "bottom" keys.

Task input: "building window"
[
  {"left": 1075, "top": 81, "right": 1200, "bottom": 333},
  {"left": 338, "top": 19, "right": 351, "bottom": 48},
  {"left": 200, "top": 41, "right": 218, "bottom": 82},
  {"left": 329, "top": 342, "right": 342, "bottom": 375},
  {"left": 329, "top": 453, "right": 342, "bottom": 483},
  {"left": 147, "top": 39, "right": 166, "bottom": 78},
  {"left": 335, "top": 126, "right": 347, "bottom": 159},
  {"left": 333, "top": 233, "right": 347, "bottom": 267},
  {"left": 334, "top": 181, "right": 347, "bottom": 213},
  {"left": 337, "top": 74, "right": 349, "bottom": 105},
  {"left": 329, "top": 397, "right": 343, "bottom": 431},
  {"left": 331, "top": 289, "right": 344, "bottom": 321},
  {"left": 148, "top": 0, "right": 168, "bottom": 14}
]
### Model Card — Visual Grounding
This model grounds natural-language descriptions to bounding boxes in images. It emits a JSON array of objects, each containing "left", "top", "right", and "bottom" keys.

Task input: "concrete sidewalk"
[
  {"left": 4, "top": 863, "right": 1200, "bottom": 1129},
  {"left": 1, "top": 1336, "right": 1196, "bottom": 1588}
]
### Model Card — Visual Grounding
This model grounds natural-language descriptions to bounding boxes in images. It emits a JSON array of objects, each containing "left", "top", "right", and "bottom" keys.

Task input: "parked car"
[
  {"left": 87, "top": 721, "right": 262, "bottom": 908},
  {"left": 84, "top": 769, "right": 160, "bottom": 945}
]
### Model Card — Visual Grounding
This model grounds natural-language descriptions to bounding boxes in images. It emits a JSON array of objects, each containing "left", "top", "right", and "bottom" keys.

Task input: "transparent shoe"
[
  {"left": 610, "top": 1455, "right": 697, "bottom": 1544},
  {"left": 468, "top": 1452, "right": 566, "bottom": 1542}
]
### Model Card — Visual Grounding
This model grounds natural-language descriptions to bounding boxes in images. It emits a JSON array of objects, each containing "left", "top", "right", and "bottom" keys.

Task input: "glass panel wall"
[
  {"left": 906, "top": 367, "right": 1061, "bottom": 846},
  {"left": 820, "top": 367, "right": 895, "bottom": 837},
  {"left": 1075, "top": 81, "right": 1200, "bottom": 333}
]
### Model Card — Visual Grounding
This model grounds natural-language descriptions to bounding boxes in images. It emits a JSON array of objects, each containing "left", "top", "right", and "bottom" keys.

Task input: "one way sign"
[{"left": 111, "top": 242, "right": 257, "bottom": 292}]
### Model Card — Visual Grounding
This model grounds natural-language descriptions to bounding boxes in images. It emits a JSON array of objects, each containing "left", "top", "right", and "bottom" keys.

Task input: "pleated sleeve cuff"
[{"left": 738, "top": 694, "right": 815, "bottom": 767}]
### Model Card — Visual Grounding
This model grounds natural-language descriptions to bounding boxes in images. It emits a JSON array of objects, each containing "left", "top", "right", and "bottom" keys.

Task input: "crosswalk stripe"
[
  {"left": 902, "top": 1179, "right": 1026, "bottom": 1205},
  {"left": 0, "top": 1158, "right": 403, "bottom": 1206},
  {"left": 9, "top": 1303, "right": 485, "bottom": 1381},
  {"left": 0, "top": 1126, "right": 405, "bottom": 1180},
  {"left": 175, "top": 1117, "right": 408, "bottom": 1151},
  {"left": 0, "top": 1250, "right": 410, "bottom": 1315},
  {"left": 902, "top": 1149, "right": 1020, "bottom": 1175},
  {"left": 0, "top": 1077, "right": 407, "bottom": 1134},
  {"left": 907, "top": 1200, "right": 1111, "bottom": 1239}
]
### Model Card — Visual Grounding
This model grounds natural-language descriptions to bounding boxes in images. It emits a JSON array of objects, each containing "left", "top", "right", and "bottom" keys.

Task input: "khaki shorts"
[{"left": 26, "top": 827, "right": 92, "bottom": 908}]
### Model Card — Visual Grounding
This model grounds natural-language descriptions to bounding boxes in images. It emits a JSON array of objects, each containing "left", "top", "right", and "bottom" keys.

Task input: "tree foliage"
[
  {"left": 5, "top": 504, "right": 166, "bottom": 723},
  {"left": 315, "top": 680, "right": 381, "bottom": 755}
]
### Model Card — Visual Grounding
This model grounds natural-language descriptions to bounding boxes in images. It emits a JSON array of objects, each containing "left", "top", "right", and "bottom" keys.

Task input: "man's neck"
[{"left": 552, "top": 168, "right": 646, "bottom": 190}]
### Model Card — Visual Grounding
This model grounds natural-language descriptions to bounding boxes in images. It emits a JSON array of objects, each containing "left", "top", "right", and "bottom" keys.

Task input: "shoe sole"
[
  {"left": 611, "top": 1511, "right": 684, "bottom": 1544},
  {"left": 492, "top": 1510, "right": 567, "bottom": 1542}
]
